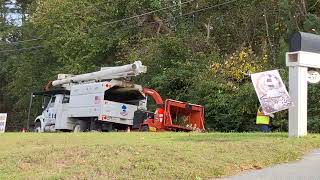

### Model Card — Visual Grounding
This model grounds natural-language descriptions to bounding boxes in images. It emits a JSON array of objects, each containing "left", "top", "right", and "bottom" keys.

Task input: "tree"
[{"left": 1, "top": 0, "right": 320, "bottom": 132}]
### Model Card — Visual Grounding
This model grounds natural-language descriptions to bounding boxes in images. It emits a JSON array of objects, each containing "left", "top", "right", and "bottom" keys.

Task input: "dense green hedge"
[{"left": 1, "top": 0, "right": 320, "bottom": 132}]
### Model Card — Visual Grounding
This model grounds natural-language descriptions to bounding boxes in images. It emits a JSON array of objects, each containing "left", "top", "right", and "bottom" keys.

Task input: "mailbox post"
[{"left": 286, "top": 32, "right": 320, "bottom": 137}]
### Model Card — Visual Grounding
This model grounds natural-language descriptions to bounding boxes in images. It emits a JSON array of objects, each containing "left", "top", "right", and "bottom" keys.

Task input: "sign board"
[
  {"left": 0, "top": 113, "right": 7, "bottom": 133},
  {"left": 251, "top": 70, "right": 293, "bottom": 114},
  {"left": 307, "top": 70, "right": 320, "bottom": 84}
]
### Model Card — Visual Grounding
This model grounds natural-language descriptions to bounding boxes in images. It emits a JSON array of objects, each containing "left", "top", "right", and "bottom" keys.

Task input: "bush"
[{"left": 307, "top": 85, "right": 320, "bottom": 133}]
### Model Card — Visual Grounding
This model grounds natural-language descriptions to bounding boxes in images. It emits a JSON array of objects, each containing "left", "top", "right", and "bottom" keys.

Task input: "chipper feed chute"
[{"left": 163, "top": 99, "right": 205, "bottom": 132}]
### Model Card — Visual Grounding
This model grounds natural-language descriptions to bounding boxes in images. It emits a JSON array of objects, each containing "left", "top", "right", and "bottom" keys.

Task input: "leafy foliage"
[{"left": 1, "top": 0, "right": 320, "bottom": 132}]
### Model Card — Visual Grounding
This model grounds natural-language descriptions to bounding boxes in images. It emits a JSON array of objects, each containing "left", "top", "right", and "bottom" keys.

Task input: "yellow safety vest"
[{"left": 256, "top": 109, "right": 270, "bottom": 125}]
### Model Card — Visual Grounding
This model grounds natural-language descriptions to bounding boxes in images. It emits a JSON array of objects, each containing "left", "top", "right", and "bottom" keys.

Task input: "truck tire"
[
  {"left": 34, "top": 122, "right": 42, "bottom": 133},
  {"left": 73, "top": 120, "right": 87, "bottom": 132},
  {"left": 140, "top": 125, "right": 149, "bottom": 132}
]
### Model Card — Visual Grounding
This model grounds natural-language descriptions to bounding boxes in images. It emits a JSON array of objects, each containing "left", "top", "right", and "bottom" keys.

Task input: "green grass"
[{"left": 0, "top": 133, "right": 319, "bottom": 180}]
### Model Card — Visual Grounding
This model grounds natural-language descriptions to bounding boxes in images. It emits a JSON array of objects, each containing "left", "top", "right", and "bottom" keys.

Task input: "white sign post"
[
  {"left": 0, "top": 113, "right": 7, "bottom": 133},
  {"left": 286, "top": 32, "right": 320, "bottom": 137},
  {"left": 286, "top": 51, "right": 320, "bottom": 137}
]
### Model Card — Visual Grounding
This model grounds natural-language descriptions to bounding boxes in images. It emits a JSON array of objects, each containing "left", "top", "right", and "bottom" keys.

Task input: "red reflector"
[
  {"left": 102, "top": 115, "right": 108, "bottom": 120},
  {"left": 105, "top": 84, "right": 112, "bottom": 88}
]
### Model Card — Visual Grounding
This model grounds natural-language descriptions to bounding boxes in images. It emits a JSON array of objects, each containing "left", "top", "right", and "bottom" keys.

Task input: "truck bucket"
[{"left": 164, "top": 99, "right": 205, "bottom": 132}]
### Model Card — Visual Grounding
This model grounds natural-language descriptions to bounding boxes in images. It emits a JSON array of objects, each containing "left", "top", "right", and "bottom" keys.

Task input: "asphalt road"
[{"left": 221, "top": 149, "right": 320, "bottom": 180}]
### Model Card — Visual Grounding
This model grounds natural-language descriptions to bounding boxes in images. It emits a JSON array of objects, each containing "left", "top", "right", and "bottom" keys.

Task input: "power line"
[
  {"left": 0, "top": 1, "right": 192, "bottom": 46},
  {"left": 98, "top": 0, "right": 240, "bottom": 33},
  {"left": 4, "top": 2, "right": 193, "bottom": 44},
  {"left": 97, "top": 0, "right": 239, "bottom": 31},
  {"left": 0, "top": 38, "right": 42, "bottom": 46},
  {"left": 0, "top": 46, "right": 44, "bottom": 54},
  {"left": 173, "top": 0, "right": 239, "bottom": 17},
  {"left": 1, "top": 0, "right": 239, "bottom": 51},
  {"left": 154, "top": 0, "right": 240, "bottom": 25},
  {"left": 101, "top": 0, "right": 194, "bottom": 26}
]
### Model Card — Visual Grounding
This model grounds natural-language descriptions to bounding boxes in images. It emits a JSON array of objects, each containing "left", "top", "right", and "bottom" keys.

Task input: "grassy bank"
[{"left": 0, "top": 133, "right": 319, "bottom": 179}]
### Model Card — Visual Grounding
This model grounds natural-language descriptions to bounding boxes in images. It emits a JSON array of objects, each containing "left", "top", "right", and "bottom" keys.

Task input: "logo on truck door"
[{"left": 120, "top": 105, "right": 128, "bottom": 116}]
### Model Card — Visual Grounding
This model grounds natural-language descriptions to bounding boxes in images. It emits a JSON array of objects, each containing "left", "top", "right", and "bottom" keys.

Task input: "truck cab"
[{"left": 33, "top": 90, "right": 70, "bottom": 132}]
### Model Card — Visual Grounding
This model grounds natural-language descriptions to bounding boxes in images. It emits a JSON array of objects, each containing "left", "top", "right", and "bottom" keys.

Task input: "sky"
[{"left": 5, "top": 0, "right": 23, "bottom": 26}]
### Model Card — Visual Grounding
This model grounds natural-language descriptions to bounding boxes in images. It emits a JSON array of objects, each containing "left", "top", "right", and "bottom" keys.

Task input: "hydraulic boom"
[{"left": 52, "top": 61, "right": 146, "bottom": 87}]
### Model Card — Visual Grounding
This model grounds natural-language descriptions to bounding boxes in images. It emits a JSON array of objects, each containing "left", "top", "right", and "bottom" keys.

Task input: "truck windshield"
[
  {"left": 48, "top": 96, "right": 56, "bottom": 108},
  {"left": 104, "top": 86, "right": 145, "bottom": 105},
  {"left": 42, "top": 96, "right": 51, "bottom": 109}
]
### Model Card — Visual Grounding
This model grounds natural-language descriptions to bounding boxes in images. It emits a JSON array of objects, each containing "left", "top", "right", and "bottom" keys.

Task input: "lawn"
[{"left": 0, "top": 133, "right": 319, "bottom": 180}]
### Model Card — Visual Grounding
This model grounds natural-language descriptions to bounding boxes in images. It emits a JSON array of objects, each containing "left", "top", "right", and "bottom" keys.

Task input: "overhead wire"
[
  {"left": 98, "top": 0, "right": 239, "bottom": 28},
  {"left": 0, "top": 1, "right": 192, "bottom": 49},
  {"left": 0, "top": 1, "right": 194, "bottom": 50},
  {"left": 0, "top": 38, "right": 42, "bottom": 46},
  {"left": 96, "top": 0, "right": 240, "bottom": 33},
  {"left": 173, "top": 0, "right": 238, "bottom": 17},
  {"left": 158, "top": 0, "right": 240, "bottom": 26},
  {"left": 0, "top": 46, "right": 43, "bottom": 54},
  {"left": 101, "top": 0, "right": 195, "bottom": 26},
  {"left": 0, "top": 0, "right": 239, "bottom": 54}
]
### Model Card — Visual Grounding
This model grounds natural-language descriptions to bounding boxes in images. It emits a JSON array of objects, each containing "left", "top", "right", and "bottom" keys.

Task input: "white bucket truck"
[{"left": 28, "top": 61, "right": 148, "bottom": 132}]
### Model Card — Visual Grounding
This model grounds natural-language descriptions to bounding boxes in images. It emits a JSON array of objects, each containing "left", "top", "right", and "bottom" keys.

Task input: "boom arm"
[{"left": 51, "top": 61, "right": 146, "bottom": 87}]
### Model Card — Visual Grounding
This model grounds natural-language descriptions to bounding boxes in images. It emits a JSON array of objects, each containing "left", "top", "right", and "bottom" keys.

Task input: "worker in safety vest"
[{"left": 256, "top": 106, "right": 273, "bottom": 132}]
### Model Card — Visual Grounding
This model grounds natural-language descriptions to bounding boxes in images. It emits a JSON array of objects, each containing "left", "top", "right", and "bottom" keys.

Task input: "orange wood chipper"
[{"left": 133, "top": 88, "right": 205, "bottom": 132}]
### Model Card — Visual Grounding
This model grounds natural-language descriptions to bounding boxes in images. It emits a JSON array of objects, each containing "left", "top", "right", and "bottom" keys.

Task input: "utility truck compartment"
[
  {"left": 100, "top": 86, "right": 145, "bottom": 125},
  {"left": 104, "top": 86, "right": 145, "bottom": 105},
  {"left": 66, "top": 82, "right": 145, "bottom": 126},
  {"left": 99, "top": 101, "right": 138, "bottom": 125}
]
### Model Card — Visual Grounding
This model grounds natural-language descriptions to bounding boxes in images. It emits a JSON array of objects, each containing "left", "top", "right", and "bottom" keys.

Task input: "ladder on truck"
[{"left": 49, "top": 61, "right": 147, "bottom": 88}]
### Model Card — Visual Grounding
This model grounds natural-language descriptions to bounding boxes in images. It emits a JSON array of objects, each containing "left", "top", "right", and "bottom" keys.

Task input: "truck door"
[{"left": 43, "top": 96, "right": 59, "bottom": 125}]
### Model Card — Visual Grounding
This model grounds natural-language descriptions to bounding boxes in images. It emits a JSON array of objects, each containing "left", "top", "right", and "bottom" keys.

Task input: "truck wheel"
[
  {"left": 73, "top": 121, "right": 87, "bottom": 132},
  {"left": 34, "top": 122, "right": 42, "bottom": 133}
]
